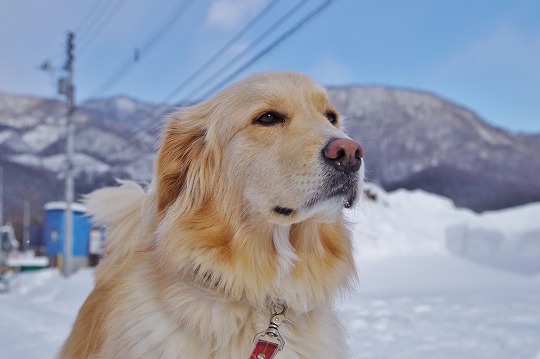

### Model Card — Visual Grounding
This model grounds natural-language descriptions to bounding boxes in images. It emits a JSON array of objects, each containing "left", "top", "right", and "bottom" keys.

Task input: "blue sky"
[{"left": 0, "top": 0, "right": 538, "bottom": 133}]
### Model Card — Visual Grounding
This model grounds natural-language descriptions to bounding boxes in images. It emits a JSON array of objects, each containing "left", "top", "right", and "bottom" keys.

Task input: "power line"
[
  {"left": 86, "top": 1, "right": 289, "bottom": 154},
  {"left": 189, "top": 0, "right": 335, "bottom": 102},
  {"left": 84, "top": 0, "right": 335, "bottom": 155},
  {"left": 78, "top": 0, "right": 128, "bottom": 55},
  {"left": 197, "top": 0, "right": 335, "bottom": 101},
  {"left": 179, "top": 0, "right": 310, "bottom": 103},
  {"left": 158, "top": 0, "right": 284, "bottom": 104},
  {"left": 138, "top": 0, "right": 195, "bottom": 55},
  {"left": 75, "top": 1, "right": 107, "bottom": 37},
  {"left": 76, "top": 1, "right": 112, "bottom": 40},
  {"left": 130, "top": 0, "right": 333, "bottom": 129},
  {"left": 77, "top": 0, "right": 123, "bottom": 45},
  {"left": 89, "top": 0, "right": 197, "bottom": 98}
]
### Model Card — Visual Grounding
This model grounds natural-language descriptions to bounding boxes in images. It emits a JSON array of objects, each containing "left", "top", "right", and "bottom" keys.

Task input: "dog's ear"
[{"left": 156, "top": 114, "right": 213, "bottom": 213}]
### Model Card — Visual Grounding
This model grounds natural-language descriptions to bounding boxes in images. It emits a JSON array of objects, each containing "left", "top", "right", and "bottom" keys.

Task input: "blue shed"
[{"left": 44, "top": 202, "right": 93, "bottom": 268}]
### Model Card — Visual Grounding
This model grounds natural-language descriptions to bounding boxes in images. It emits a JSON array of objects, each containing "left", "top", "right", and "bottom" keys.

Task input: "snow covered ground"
[
  {"left": 343, "top": 256, "right": 540, "bottom": 359},
  {"left": 1, "top": 187, "right": 539, "bottom": 359}
]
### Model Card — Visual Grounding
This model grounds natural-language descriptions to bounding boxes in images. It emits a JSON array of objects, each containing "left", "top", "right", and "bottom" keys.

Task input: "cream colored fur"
[{"left": 58, "top": 72, "right": 363, "bottom": 359}]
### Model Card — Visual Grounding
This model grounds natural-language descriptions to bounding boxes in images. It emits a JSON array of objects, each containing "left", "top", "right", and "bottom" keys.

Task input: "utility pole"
[
  {"left": 59, "top": 32, "right": 75, "bottom": 277},
  {"left": 0, "top": 167, "right": 3, "bottom": 226},
  {"left": 23, "top": 200, "right": 30, "bottom": 250}
]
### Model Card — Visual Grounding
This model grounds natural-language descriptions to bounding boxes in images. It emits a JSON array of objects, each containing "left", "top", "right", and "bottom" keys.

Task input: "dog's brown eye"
[
  {"left": 254, "top": 112, "right": 284, "bottom": 126},
  {"left": 326, "top": 111, "right": 338, "bottom": 125}
]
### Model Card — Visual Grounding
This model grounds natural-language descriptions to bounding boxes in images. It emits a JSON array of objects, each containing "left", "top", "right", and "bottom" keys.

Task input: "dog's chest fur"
[{"left": 95, "top": 261, "right": 347, "bottom": 359}]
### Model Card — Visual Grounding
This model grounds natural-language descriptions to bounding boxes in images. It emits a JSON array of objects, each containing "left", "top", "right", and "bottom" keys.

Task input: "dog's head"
[
  {"left": 152, "top": 72, "right": 362, "bottom": 309},
  {"left": 156, "top": 72, "right": 364, "bottom": 225}
]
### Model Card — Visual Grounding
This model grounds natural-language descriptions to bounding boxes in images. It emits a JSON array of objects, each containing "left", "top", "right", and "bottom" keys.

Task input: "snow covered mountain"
[
  {"left": 328, "top": 86, "right": 540, "bottom": 211},
  {"left": 0, "top": 92, "right": 155, "bottom": 175},
  {"left": 0, "top": 92, "right": 156, "bottom": 224},
  {"left": 1, "top": 86, "right": 539, "bottom": 226},
  {"left": 82, "top": 95, "right": 170, "bottom": 131}
]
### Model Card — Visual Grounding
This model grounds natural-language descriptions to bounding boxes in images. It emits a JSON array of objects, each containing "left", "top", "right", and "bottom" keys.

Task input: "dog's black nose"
[{"left": 323, "top": 138, "right": 364, "bottom": 174}]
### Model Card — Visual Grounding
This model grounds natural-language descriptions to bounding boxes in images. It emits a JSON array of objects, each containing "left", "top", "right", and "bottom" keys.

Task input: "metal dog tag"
[{"left": 249, "top": 305, "right": 293, "bottom": 359}]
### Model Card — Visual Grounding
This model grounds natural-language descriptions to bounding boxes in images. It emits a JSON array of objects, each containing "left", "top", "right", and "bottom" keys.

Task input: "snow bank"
[
  {"left": 347, "top": 186, "right": 475, "bottom": 260},
  {"left": 447, "top": 225, "right": 540, "bottom": 275},
  {"left": 349, "top": 185, "right": 540, "bottom": 276}
]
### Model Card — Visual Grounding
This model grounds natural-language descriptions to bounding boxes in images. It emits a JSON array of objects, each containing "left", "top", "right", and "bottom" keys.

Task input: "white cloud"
[
  {"left": 310, "top": 56, "right": 355, "bottom": 86},
  {"left": 206, "top": 0, "right": 267, "bottom": 30}
]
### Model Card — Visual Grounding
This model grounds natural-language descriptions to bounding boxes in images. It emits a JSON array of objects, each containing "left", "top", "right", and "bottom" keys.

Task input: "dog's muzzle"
[{"left": 273, "top": 138, "right": 364, "bottom": 216}]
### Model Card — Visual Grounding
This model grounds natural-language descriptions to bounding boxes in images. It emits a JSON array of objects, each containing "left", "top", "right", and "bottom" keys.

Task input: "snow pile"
[
  {"left": 447, "top": 225, "right": 540, "bottom": 275},
  {"left": 349, "top": 186, "right": 540, "bottom": 275},
  {"left": 348, "top": 186, "right": 475, "bottom": 259}
]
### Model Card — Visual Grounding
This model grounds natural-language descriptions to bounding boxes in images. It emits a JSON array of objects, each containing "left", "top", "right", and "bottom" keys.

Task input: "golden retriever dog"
[{"left": 59, "top": 72, "right": 364, "bottom": 359}]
